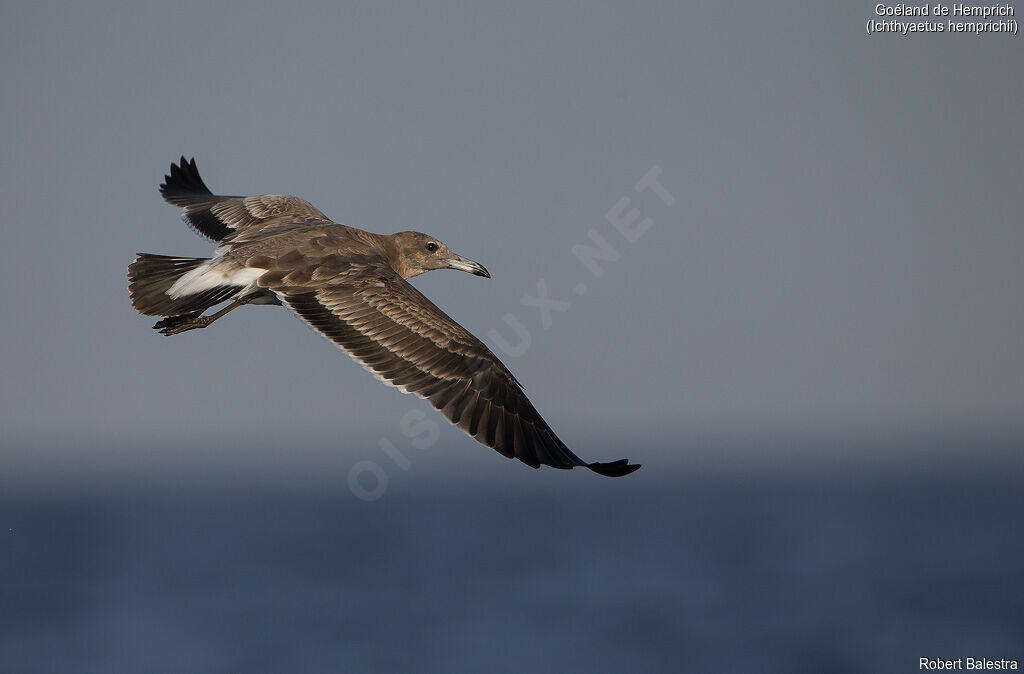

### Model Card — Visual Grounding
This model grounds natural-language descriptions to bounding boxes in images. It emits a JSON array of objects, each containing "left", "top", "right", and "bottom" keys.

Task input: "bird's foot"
[{"left": 154, "top": 314, "right": 211, "bottom": 336}]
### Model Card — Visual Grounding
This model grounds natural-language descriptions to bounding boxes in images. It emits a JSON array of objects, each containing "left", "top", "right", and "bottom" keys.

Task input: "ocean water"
[{"left": 2, "top": 477, "right": 1022, "bottom": 673}]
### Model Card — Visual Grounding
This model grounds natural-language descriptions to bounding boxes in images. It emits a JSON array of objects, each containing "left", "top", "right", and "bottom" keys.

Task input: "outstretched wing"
[
  {"left": 159, "top": 156, "right": 329, "bottom": 241},
  {"left": 264, "top": 262, "right": 639, "bottom": 476}
]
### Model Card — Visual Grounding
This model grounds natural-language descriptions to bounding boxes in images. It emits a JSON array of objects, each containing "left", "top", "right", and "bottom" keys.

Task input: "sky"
[{"left": 1, "top": 2, "right": 1022, "bottom": 490}]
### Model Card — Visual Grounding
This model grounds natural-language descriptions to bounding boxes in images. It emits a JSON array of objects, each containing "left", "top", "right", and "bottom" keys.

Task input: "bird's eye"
[{"left": 426, "top": 242, "right": 438, "bottom": 252}]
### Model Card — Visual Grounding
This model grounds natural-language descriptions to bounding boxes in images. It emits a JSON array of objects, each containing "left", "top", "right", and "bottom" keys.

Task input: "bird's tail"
[{"left": 128, "top": 253, "right": 239, "bottom": 317}]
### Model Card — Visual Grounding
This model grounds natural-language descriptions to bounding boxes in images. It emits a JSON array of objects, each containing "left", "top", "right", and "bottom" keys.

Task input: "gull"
[{"left": 128, "top": 157, "right": 640, "bottom": 477}]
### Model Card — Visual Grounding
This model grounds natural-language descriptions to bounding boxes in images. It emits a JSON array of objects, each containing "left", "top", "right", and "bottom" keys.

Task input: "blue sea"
[{"left": 3, "top": 477, "right": 1022, "bottom": 673}]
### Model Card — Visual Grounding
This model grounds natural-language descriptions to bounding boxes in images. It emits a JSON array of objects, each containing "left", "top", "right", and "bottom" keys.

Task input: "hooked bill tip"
[{"left": 446, "top": 257, "right": 490, "bottom": 278}]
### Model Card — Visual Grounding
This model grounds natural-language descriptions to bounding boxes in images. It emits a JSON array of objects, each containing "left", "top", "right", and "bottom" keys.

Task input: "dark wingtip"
[
  {"left": 159, "top": 155, "right": 213, "bottom": 204},
  {"left": 586, "top": 459, "right": 641, "bottom": 477}
]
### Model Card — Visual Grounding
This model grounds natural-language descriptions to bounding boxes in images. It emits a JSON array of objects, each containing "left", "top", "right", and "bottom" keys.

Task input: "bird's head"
[{"left": 386, "top": 231, "right": 490, "bottom": 280}]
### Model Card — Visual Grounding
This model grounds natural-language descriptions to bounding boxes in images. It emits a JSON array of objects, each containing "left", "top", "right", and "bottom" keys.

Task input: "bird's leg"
[{"left": 154, "top": 293, "right": 261, "bottom": 336}]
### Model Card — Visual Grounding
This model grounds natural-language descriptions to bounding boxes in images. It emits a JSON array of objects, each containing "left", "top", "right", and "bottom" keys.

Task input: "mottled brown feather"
[
  {"left": 261, "top": 261, "right": 596, "bottom": 472},
  {"left": 159, "top": 157, "right": 330, "bottom": 242}
]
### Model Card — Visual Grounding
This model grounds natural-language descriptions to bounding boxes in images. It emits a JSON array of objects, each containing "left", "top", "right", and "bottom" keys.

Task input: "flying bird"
[{"left": 128, "top": 157, "right": 640, "bottom": 477}]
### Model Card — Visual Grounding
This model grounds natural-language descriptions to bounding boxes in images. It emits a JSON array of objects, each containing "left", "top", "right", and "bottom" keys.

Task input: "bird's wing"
[
  {"left": 160, "top": 156, "right": 330, "bottom": 242},
  {"left": 264, "top": 261, "right": 639, "bottom": 476}
]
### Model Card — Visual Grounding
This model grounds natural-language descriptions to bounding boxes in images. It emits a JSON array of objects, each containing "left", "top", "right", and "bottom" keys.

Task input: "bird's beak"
[{"left": 445, "top": 255, "right": 490, "bottom": 278}]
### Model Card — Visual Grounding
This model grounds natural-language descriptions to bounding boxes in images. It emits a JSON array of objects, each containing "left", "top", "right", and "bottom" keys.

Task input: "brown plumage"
[{"left": 128, "top": 157, "right": 640, "bottom": 477}]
